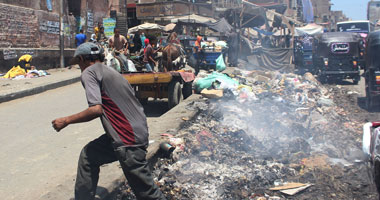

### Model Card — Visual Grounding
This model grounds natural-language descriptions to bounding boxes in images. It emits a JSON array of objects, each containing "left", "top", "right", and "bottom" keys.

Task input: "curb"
[{"left": 0, "top": 76, "right": 81, "bottom": 103}]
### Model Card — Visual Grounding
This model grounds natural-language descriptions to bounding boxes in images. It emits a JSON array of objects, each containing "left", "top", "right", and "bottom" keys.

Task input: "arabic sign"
[
  {"left": 3, "top": 49, "right": 17, "bottom": 60},
  {"left": 103, "top": 18, "right": 116, "bottom": 38},
  {"left": 87, "top": 11, "right": 94, "bottom": 33},
  {"left": 39, "top": 20, "right": 60, "bottom": 34},
  {"left": 331, "top": 43, "right": 350, "bottom": 54}
]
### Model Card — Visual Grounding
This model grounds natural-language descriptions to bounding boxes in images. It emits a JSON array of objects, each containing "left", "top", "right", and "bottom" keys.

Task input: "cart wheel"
[
  {"left": 366, "top": 87, "right": 373, "bottom": 110},
  {"left": 353, "top": 76, "right": 360, "bottom": 85},
  {"left": 168, "top": 81, "right": 182, "bottom": 109},
  {"left": 373, "top": 159, "right": 380, "bottom": 193},
  {"left": 319, "top": 75, "right": 327, "bottom": 84},
  {"left": 138, "top": 98, "right": 148, "bottom": 105},
  {"left": 182, "top": 81, "right": 193, "bottom": 99}
]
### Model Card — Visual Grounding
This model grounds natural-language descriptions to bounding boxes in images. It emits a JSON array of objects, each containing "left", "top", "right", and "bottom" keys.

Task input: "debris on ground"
[{"left": 113, "top": 69, "right": 378, "bottom": 200}]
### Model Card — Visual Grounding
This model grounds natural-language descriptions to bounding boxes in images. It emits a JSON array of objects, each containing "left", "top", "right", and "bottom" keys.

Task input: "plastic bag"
[
  {"left": 216, "top": 54, "right": 226, "bottom": 72},
  {"left": 194, "top": 72, "right": 238, "bottom": 93}
]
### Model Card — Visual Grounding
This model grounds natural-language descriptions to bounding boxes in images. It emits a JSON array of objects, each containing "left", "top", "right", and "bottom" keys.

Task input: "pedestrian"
[
  {"left": 227, "top": 31, "right": 239, "bottom": 67},
  {"left": 193, "top": 35, "right": 204, "bottom": 74},
  {"left": 133, "top": 32, "right": 142, "bottom": 53},
  {"left": 140, "top": 32, "right": 146, "bottom": 48},
  {"left": 75, "top": 29, "right": 87, "bottom": 47},
  {"left": 143, "top": 38, "right": 157, "bottom": 72},
  {"left": 96, "top": 27, "right": 107, "bottom": 42},
  {"left": 94, "top": 22, "right": 102, "bottom": 36},
  {"left": 89, "top": 33, "right": 97, "bottom": 43},
  {"left": 51, "top": 42, "right": 166, "bottom": 200}
]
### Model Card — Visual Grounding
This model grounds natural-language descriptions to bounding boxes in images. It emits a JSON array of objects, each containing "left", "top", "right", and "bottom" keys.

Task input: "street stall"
[
  {"left": 293, "top": 23, "right": 324, "bottom": 74},
  {"left": 164, "top": 15, "right": 231, "bottom": 73},
  {"left": 127, "top": 22, "right": 165, "bottom": 34}
]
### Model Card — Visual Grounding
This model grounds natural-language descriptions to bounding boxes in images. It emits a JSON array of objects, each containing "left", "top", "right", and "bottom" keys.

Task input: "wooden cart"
[{"left": 123, "top": 70, "right": 195, "bottom": 108}]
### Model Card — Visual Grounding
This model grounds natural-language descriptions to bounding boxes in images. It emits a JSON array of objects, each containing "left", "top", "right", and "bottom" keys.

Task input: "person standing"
[
  {"left": 143, "top": 38, "right": 156, "bottom": 72},
  {"left": 133, "top": 32, "right": 142, "bottom": 53},
  {"left": 52, "top": 42, "right": 166, "bottom": 200},
  {"left": 94, "top": 22, "right": 102, "bottom": 36},
  {"left": 96, "top": 27, "right": 107, "bottom": 42},
  {"left": 227, "top": 31, "right": 239, "bottom": 67},
  {"left": 75, "top": 29, "right": 87, "bottom": 47},
  {"left": 193, "top": 35, "right": 203, "bottom": 75},
  {"left": 140, "top": 32, "right": 146, "bottom": 48}
]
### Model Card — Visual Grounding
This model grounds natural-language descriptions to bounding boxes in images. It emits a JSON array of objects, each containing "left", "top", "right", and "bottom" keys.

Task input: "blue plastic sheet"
[{"left": 302, "top": 0, "right": 314, "bottom": 23}]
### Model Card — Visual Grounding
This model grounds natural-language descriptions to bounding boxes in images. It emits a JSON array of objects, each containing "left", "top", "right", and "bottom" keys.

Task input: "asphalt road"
[{"left": 0, "top": 82, "right": 168, "bottom": 200}]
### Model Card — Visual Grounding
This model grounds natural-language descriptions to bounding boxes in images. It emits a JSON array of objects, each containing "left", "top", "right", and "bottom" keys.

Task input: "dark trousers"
[
  {"left": 228, "top": 47, "right": 238, "bottom": 67},
  {"left": 75, "top": 134, "right": 166, "bottom": 200}
]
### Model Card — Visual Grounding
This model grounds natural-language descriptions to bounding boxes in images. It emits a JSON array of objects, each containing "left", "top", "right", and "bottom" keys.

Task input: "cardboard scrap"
[
  {"left": 270, "top": 182, "right": 312, "bottom": 196},
  {"left": 280, "top": 184, "right": 312, "bottom": 195},
  {"left": 200, "top": 89, "right": 223, "bottom": 99},
  {"left": 270, "top": 182, "right": 307, "bottom": 191}
]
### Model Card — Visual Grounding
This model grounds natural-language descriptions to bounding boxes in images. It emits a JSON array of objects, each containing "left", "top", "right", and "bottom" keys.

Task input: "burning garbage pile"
[{"left": 115, "top": 70, "right": 378, "bottom": 200}]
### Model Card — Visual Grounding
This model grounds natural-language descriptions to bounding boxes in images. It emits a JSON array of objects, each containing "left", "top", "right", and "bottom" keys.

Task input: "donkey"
[{"left": 104, "top": 47, "right": 137, "bottom": 73}]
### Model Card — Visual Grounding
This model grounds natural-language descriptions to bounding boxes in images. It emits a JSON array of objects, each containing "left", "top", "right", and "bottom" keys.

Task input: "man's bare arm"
[{"left": 52, "top": 105, "right": 103, "bottom": 132}]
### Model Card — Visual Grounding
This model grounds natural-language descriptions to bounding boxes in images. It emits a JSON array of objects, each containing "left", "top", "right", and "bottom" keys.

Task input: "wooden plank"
[
  {"left": 280, "top": 184, "right": 312, "bottom": 195},
  {"left": 123, "top": 73, "right": 172, "bottom": 84},
  {"left": 269, "top": 182, "right": 307, "bottom": 191}
]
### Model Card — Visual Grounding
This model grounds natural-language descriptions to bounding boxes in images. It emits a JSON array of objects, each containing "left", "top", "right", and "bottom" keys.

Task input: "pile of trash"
[
  {"left": 115, "top": 69, "right": 378, "bottom": 200},
  {"left": 201, "top": 40, "right": 228, "bottom": 52}
]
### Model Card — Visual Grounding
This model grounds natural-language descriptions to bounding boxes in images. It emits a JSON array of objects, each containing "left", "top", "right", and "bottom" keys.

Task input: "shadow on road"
[
  {"left": 357, "top": 96, "right": 369, "bottom": 111},
  {"left": 358, "top": 96, "right": 380, "bottom": 113},
  {"left": 321, "top": 79, "right": 358, "bottom": 86},
  {"left": 142, "top": 99, "right": 169, "bottom": 117}
]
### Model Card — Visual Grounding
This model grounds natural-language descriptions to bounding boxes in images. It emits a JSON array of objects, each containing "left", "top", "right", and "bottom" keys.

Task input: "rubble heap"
[{"left": 116, "top": 70, "right": 378, "bottom": 200}]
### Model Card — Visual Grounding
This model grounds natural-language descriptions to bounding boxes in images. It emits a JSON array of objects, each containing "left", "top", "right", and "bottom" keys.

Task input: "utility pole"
[{"left": 59, "top": 0, "right": 64, "bottom": 68}]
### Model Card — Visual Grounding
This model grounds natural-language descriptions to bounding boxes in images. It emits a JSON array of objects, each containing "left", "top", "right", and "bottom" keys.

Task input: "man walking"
[
  {"left": 52, "top": 42, "right": 166, "bottom": 200},
  {"left": 75, "top": 29, "right": 87, "bottom": 47}
]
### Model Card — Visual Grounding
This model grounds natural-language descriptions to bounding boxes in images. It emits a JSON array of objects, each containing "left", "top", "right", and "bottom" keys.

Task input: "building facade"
[
  {"left": 135, "top": 0, "right": 214, "bottom": 24},
  {"left": 0, "top": 0, "right": 115, "bottom": 48},
  {"left": 368, "top": 1, "right": 380, "bottom": 24}
]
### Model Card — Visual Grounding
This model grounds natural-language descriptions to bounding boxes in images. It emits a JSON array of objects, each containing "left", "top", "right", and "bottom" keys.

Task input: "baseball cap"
[{"left": 70, "top": 42, "right": 102, "bottom": 65}]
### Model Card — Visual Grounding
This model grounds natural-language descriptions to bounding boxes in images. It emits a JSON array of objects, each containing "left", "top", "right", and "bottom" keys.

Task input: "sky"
[{"left": 330, "top": 0, "right": 370, "bottom": 20}]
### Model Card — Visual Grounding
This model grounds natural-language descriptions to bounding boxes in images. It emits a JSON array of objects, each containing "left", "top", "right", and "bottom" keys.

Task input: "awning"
[
  {"left": 205, "top": 18, "right": 233, "bottom": 34},
  {"left": 164, "top": 23, "right": 176, "bottom": 32},
  {"left": 128, "top": 23, "right": 164, "bottom": 34},
  {"left": 170, "top": 14, "right": 216, "bottom": 24},
  {"left": 295, "top": 23, "right": 324, "bottom": 36},
  {"left": 253, "top": 27, "right": 274, "bottom": 36}
]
